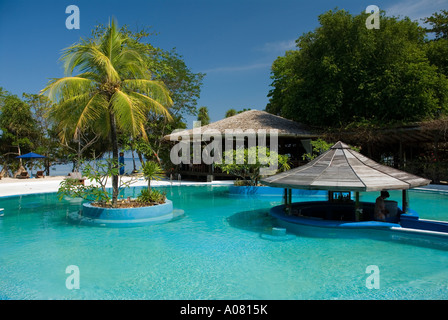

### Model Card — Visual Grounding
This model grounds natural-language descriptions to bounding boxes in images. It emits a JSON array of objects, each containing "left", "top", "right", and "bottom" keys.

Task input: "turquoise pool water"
[{"left": 1, "top": 185, "right": 448, "bottom": 300}]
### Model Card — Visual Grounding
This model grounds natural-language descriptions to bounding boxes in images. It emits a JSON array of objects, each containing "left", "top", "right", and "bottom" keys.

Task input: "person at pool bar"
[{"left": 374, "top": 190, "right": 390, "bottom": 221}]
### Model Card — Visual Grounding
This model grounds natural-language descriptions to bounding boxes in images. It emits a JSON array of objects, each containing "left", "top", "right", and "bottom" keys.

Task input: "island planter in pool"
[{"left": 69, "top": 200, "right": 177, "bottom": 227}]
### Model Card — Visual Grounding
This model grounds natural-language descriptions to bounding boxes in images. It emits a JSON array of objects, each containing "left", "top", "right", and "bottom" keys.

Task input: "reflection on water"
[{"left": 227, "top": 208, "right": 274, "bottom": 233}]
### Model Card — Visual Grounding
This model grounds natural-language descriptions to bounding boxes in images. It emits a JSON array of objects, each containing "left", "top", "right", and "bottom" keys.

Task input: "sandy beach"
[
  {"left": 0, "top": 175, "right": 234, "bottom": 198},
  {"left": 0, "top": 176, "right": 68, "bottom": 197},
  {"left": 1, "top": 174, "right": 446, "bottom": 198}
]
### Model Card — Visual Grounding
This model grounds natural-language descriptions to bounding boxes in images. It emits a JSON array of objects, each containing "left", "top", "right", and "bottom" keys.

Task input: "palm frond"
[
  {"left": 49, "top": 91, "right": 93, "bottom": 126},
  {"left": 60, "top": 38, "right": 93, "bottom": 75},
  {"left": 73, "top": 92, "right": 109, "bottom": 136},
  {"left": 89, "top": 45, "right": 121, "bottom": 81},
  {"left": 114, "top": 48, "right": 147, "bottom": 78},
  {"left": 139, "top": 122, "right": 149, "bottom": 141},
  {"left": 110, "top": 89, "right": 147, "bottom": 137},
  {"left": 75, "top": 71, "right": 103, "bottom": 82},
  {"left": 61, "top": 40, "right": 120, "bottom": 82},
  {"left": 40, "top": 77, "right": 94, "bottom": 103},
  {"left": 122, "top": 79, "right": 173, "bottom": 106},
  {"left": 130, "top": 91, "right": 173, "bottom": 121},
  {"left": 102, "top": 18, "right": 123, "bottom": 62}
]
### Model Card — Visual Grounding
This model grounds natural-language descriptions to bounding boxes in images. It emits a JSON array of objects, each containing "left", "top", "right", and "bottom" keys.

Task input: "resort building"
[
  {"left": 164, "top": 110, "right": 318, "bottom": 181},
  {"left": 164, "top": 110, "right": 448, "bottom": 184}
]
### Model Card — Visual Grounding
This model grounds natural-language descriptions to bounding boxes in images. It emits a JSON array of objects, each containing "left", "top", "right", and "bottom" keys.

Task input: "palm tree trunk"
[
  {"left": 131, "top": 146, "right": 137, "bottom": 172},
  {"left": 137, "top": 151, "right": 145, "bottom": 167},
  {"left": 109, "top": 112, "right": 119, "bottom": 206},
  {"left": 17, "top": 144, "right": 22, "bottom": 167}
]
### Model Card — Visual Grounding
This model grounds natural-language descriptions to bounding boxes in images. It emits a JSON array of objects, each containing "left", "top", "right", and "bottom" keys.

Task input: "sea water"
[
  {"left": 1, "top": 186, "right": 448, "bottom": 300},
  {"left": 27, "top": 155, "right": 141, "bottom": 177}
]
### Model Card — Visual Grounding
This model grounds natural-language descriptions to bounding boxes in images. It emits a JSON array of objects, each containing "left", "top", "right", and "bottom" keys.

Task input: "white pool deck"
[
  {"left": 0, "top": 176, "right": 235, "bottom": 198},
  {"left": 0, "top": 175, "right": 447, "bottom": 198}
]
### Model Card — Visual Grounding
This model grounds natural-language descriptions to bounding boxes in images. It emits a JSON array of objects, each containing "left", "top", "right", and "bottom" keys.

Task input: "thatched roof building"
[
  {"left": 164, "top": 110, "right": 318, "bottom": 181},
  {"left": 163, "top": 110, "right": 317, "bottom": 141}
]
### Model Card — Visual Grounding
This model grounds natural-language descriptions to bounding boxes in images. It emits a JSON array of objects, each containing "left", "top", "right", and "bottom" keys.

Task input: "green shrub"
[
  {"left": 142, "top": 161, "right": 164, "bottom": 192},
  {"left": 137, "top": 188, "right": 166, "bottom": 204},
  {"left": 233, "top": 179, "right": 253, "bottom": 186},
  {"left": 215, "top": 146, "right": 290, "bottom": 186}
]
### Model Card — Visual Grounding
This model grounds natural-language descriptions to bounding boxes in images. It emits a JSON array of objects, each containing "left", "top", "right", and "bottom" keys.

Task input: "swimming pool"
[{"left": 1, "top": 185, "right": 448, "bottom": 300}]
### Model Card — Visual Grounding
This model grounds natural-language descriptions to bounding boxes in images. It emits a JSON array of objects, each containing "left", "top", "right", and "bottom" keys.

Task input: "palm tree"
[
  {"left": 142, "top": 161, "right": 164, "bottom": 193},
  {"left": 41, "top": 19, "right": 173, "bottom": 205},
  {"left": 197, "top": 106, "right": 210, "bottom": 125}
]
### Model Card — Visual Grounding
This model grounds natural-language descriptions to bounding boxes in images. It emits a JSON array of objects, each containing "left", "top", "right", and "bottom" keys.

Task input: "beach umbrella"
[
  {"left": 16, "top": 152, "right": 46, "bottom": 177},
  {"left": 16, "top": 152, "right": 46, "bottom": 159}
]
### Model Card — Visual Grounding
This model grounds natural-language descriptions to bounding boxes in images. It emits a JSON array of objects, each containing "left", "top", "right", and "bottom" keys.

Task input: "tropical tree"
[
  {"left": 42, "top": 19, "right": 173, "bottom": 205},
  {"left": 141, "top": 160, "right": 164, "bottom": 192},
  {"left": 22, "top": 93, "right": 61, "bottom": 175},
  {"left": 424, "top": 10, "right": 448, "bottom": 76},
  {"left": 141, "top": 47, "right": 204, "bottom": 167},
  {"left": 0, "top": 93, "right": 38, "bottom": 170},
  {"left": 424, "top": 9, "right": 448, "bottom": 39},
  {"left": 301, "top": 139, "right": 334, "bottom": 161},
  {"left": 266, "top": 9, "right": 448, "bottom": 128},
  {"left": 138, "top": 113, "right": 187, "bottom": 169},
  {"left": 197, "top": 106, "right": 210, "bottom": 126},
  {"left": 225, "top": 109, "right": 237, "bottom": 118},
  {"left": 100, "top": 26, "right": 204, "bottom": 168}
]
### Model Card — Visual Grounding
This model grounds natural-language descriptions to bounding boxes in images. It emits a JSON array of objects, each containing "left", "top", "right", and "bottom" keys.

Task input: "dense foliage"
[
  {"left": 215, "top": 146, "right": 290, "bottom": 186},
  {"left": 424, "top": 10, "right": 448, "bottom": 79},
  {"left": 266, "top": 9, "right": 448, "bottom": 128}
]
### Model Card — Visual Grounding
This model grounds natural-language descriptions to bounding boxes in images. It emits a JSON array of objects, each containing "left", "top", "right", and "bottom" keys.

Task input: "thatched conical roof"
[
  {"left": 261, "top": 141, "right": 431, "bottom": 192},
  {"left": 164, "top": 110, "right": 316, "bottom": 141}
]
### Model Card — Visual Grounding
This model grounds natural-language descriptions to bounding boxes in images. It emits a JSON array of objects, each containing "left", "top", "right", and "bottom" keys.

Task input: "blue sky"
[{"left": 0, "top": 0, "right": 447, "bottom": 127}]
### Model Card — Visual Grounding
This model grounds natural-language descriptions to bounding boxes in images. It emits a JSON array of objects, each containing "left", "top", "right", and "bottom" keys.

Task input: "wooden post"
[
  {"left": 284, "top": 188, "right": 291, "bottom": 214},
  {"left": 434, "top": 135, "right": 440, "bottom": 184},
  {"left": 286, "top": 188, "right": 292, "bottom": 214},
  {"left": 402, "top": 190, "right": 408, "bottom": 214},
  {"left": 355, "top": 191, "right": 360, "bottom": 221}
]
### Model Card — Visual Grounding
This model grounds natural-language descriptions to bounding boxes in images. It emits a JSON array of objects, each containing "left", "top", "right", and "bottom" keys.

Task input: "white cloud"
[
  {"left": 258, "top": 39, "right": 297, "bottom": 53},
  {"left": 202, "top": 62, "right": 271, "bottom": 74},
  {"left": 201, "top": 39, "right": 297, "bottom": 74},
  {"left": 385, "top": 0, "right": 447, "bottom": 21}
]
